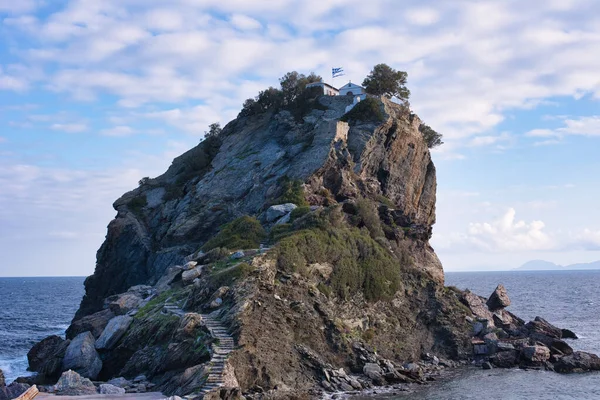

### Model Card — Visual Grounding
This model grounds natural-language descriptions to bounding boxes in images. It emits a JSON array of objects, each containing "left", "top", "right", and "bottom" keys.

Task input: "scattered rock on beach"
[{"left": 53, "top": 370, "right": 97, "bottom": 396}]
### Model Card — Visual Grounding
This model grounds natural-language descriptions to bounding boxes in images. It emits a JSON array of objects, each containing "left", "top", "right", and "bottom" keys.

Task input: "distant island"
[{"left": 517, "top": 259, "right": 600, "bottom": 271}]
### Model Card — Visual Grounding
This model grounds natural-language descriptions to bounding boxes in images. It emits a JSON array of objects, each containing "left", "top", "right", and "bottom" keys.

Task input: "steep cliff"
[
  {"left": 36, "top": 93, "right": 475, "bottom": 398},
  {"left": 76, "top": 96, "right": 441, "bottom": 319}
]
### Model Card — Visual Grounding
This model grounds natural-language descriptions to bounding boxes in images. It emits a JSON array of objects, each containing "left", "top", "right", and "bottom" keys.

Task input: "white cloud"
[
  {"left": 0, "top": 67, "right": 29, "bottom": 92},
  {"left": 405, "top": 8, "right": 440, "bottom": 26},
  {"left": 230, "top": 14, "right": 262, "bottom": 30},
  {"left": 575, "top": 229, "right": 600, "bottom": 250},
  {"left": 435, "top": 208, "right": 557, "bottom": 253},
  {"left": 527, "top": 116, "right": 600, "bottom": 141},
  {"left": 468, "top": 132, "right": 512, "bottom": 147},
  {"left": 100, "top": 125, "right": 136, "bottom": 137},
  {"left": 51, "top": 123, "right": 88, "bottom": 133}
]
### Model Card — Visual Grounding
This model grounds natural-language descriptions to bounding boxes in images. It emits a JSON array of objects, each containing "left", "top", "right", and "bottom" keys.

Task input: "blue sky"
[{"left": 1, "top": 0, "right": 599, "bottom": 276}]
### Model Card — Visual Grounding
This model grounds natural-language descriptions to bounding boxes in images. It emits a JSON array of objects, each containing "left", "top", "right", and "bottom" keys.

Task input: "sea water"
[{"left": 0, "top": 277, "right": 85, "bottom": 383}]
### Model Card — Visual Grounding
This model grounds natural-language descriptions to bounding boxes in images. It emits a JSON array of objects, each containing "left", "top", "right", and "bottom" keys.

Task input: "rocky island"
[{"left": 5, "top": 69, "right": 600, "bottom": 400}]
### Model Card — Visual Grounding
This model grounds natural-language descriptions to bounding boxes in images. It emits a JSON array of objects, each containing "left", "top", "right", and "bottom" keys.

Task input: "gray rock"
[
  {"left": 107, "top": 377, "right": 131, "bottom": 388},
  {"left": 472, "top": 321, "right": 484, "bottom": 336},
  {"left": 0, "top": 369, "right": 4, "bottom": 387},
  {"left": 62, "top": 332, "right": 103, "bottom": 379},
  {"left": 133, "top": 374, "right": 147, "bottom": 383},
  {"left": 554, "top": 351, "right": 600, "bottom": 373},
  {"left": 53, "top": 370, "right": 97, "bottom": 396},
  {"left": 482, "top": 361, "right": 493, "bottom": 370},
  {"left": 154, "top": 266, "right": 183, "bottom": 293},
  {"left": 27, "top": 335, "right": 65, "bottom": 373},
  {"left": 67, "top": 309, "right": 114, "bottom": 339},
  {"left": 266, "top": 203, "right": 297, "bottom": 222},
  {"left": 182, "top": 266, "right": 203, "bottom": 285},
  {"left": 230, "top": 250, "right": 245, "bottom": 259},
  {"left": 523, "top": 345, "right": 551, "bottom": 364},
  {"left": 491, "top": 350, "right": 519, "bottom": 368},
  {"left": 526, "top": 317, "right": 563, "bottom": 339},
  {"left": 0, "top": 382, "right": 30, "bottom": 400},
  {"left": 462, "top": 291, "right": 494, "bottom": 323},
  {"left": 363, "top": 363, "right": 383, "bottom": 380},
  {"left": 184, "top": 261, "right": 198, "bottom": 270},
  {"left": 496, "top": 342, "right": 515, "bottom": 352},
  {"left": 107, "top": 293, "right": 143, "bottom": 315},
  {"left": 95, "top": 315, "right": 133, "bottom": 350},
  {"left": 561, "top": 328, "right": 578, "bottom": 339},
  {"left": 99, "top": 383, "right": 126, "bottom": 395},
  {"left": 486, "top": 284, "right": 511, "bottom": 311}
]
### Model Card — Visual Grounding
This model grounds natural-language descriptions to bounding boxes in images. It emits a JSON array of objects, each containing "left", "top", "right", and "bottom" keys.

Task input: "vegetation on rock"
[
  {"left": 202, "top": 216, "right": 266, "bottom": 252},
  {"left": 340, "top": 97, "right": 385, "bottom": 124},
  {"left": 419, "top": 123, "right": 444, "bottom": 149},
  {"left": 273, "top": 178, "right": 308, "bottom": 207},
  {"left": 362, "top": 63, "right": 410, "bottom": 102}
]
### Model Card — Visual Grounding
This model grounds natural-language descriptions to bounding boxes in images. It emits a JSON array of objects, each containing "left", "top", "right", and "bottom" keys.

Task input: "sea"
[
  {"left": 0, "top": 277, "right": 85, "bottom": 383},
  {"left": 0, "top": 272, "right": 599, "bottom": 399}
]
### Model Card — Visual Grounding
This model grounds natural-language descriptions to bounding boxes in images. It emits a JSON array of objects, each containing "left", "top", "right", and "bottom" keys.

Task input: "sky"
[{"left": 1, "top": 0, "right": 599, "bottom": 277}]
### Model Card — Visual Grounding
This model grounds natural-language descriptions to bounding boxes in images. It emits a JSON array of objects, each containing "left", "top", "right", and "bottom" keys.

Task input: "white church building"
[
  {"left": 338, "top": 82, "right": 366, "bottom": 97},
  {"left": 306, "top": 80, "right": 366, "bottom": 97}
]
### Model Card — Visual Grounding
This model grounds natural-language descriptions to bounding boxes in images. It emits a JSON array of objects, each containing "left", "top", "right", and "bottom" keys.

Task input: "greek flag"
[{"left": 332, "top": 67, "right": 344, "bottom": 78}]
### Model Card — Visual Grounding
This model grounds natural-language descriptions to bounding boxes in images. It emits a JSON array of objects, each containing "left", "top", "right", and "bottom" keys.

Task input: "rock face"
[
  {"left": 73, "top": 96, "right": 441, "bottom": 320},
  {"left": 95, "top": 315, "right": 133, "bottom": 350},
  {"left": 486, "top": 284, "right": 510, "bottom": 311},
  {"left": 62, "top": 332, "right": 102, "bottom": 379},
  {"left": 0, "top": 382, "right": 30, "bottom": 400}
]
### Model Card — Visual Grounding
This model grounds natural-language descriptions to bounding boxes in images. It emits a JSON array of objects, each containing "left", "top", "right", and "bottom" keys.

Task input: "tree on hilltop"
[
  {"left": 362, "top": 63, "right": 410, "bottom": 102},
  {"left": 419, "top": 123, "right": 443, "bottom": 148}
]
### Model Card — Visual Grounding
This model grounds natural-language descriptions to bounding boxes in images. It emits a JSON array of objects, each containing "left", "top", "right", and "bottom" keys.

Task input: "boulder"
[
  {"left": 0, "top": 382, "right": 30, "bottom": 400},
  {"left": 482, "top": 361, "right": 493, "bottom": 370},
  {"left": 27, "top": 335, "right": 64, "bottom": 372},
  {"left": 66, "top": 308, "right": 115, "bottom": 339},
  {"left": 62, "top": 332, "right": 103, "bottom": 379},
  {"left": 486, "top": 284, "right": 511, "bottom": 311},
  {"left": 266, "top": 203, "right": 297, "bottom": 222},
  {"left": 363, "top": 363, "right": 384, "bottom": 381},
  {"left": 549, "top": 339, "right": 574, "bottom": 356},
  {"left": 462, "top": 291, "right": 494, "bottom": 323},
  {"left": 107, "top": 377, "right": 131, "bottom": 388},
  {"left": 27, "top": 335, "right": 70, "bottom": 379},
  {"left": 108, "top": 293, "right": 144, "bottom": 315},
  {"left": 184, "top": 261, "right": 198, "bottom": 270},
  {"left": 490, "top": 350, "right": 519, "bottom": 368},
  {"left": 522, "top": 345, "right": 551, "bottom": 364},
  {"left": 99, "top": 383, "right": 126, "bottom": 395},
  {"left": 554, "top": 351, "right": 600, "bottom": 373},
  {"left": 208, "top": 286, "right": 230, "bottom": 309},
  {"left": 177, "top": 313, "right": 203, "bottom": 338},
  {"left": 525, "top": 317, "right": 562, "bottom": 339},
  {"left": 182, "top": 266, "right": 203, "bottom": 285},
  {"left": 154, "top": 266, "right": 183, "bottom": 292},
  {"left": 561, "top": 328, "right": 578, "bottom": 339},
  {"left": 230, "top": 250, "right": 245, "bottom": 259},
  {"left": 53, "top": 370, "right": 97, "bottom": 396},
  {"left": 95, "top": 315, "right": 133, "bottom": 350}
]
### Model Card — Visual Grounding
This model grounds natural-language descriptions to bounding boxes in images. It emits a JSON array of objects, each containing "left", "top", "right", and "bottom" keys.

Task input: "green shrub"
[
  {"left": 211, "top": 262, "right": 255, "bottom": 288},
  {"left": 340, "top": 98, "right": 384, "bottom": 124},
  {"left": 128, "top": 195, "right": 147, "bottom": 217},
  {"left": 202, "top": 216, "right": 266, "bottom": 251},
  {"left": 270, "top": 223, "right": 294, "bottom": 242},
  {"left": 419, "top": 123, "right": 444, "bottom": 148},
  {"left": 274, "top": 178, "right": 308, "bottom": 207},
  {"left": 290, "top": 206, "right": 311, "bottom": 222},
  {"left": 355, "top": 199, "right": 385, "bottom": 239},
  {"left": 273, "top": 223, "right": 401, "bottom": 302},
  {"left": 164, "top": 185, "right": 184, "bottom": 201}
]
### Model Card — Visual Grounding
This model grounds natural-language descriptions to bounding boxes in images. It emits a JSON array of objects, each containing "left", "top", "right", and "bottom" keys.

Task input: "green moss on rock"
[{"left": 202, "top": 216, "right": 266, "bottom": 251}]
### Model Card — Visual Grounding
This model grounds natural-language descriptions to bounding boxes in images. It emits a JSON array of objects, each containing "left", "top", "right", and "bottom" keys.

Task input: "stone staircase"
[
  {"left": 162, "top": 301, "right": 185, "bottom": 317},
  {"left": 194, "top": 312, "right": 236, "bottom": 397}
]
